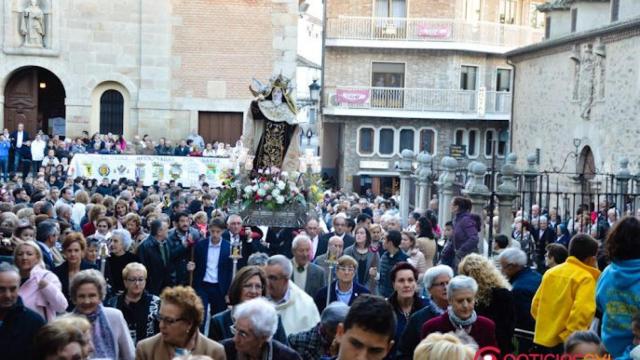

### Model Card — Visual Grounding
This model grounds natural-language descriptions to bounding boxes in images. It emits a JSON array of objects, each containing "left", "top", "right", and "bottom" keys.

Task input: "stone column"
[
  {"left": 497, "top": 153, "right": 520, "bottom": 236},
  {"left": 522, "top": 154, "right": 539, "bottom": 217},
  {"left": 399, "top": 149, "right": 415, "bottom": 228},
  {"left": 462, "top": 161, "right": 490, "bottom": 215},
  {"left": 436, "top": 156, "right": 458, "bottom": 230},
  {"left": 615, "top": 157, "right": 632, "bottom": 214},
  {"left": 634, "top": 162, "right": 640, "bottom": 214},
  {"left": 416, "top": 152, "right": 433, "bottom": 213}
]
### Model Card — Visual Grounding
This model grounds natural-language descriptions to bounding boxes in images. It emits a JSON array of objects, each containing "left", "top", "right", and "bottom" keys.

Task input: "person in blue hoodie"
[
  {"left": 596, "top": 216, "right": 640, "bottom": 359},
  {"left": 0, "top": 133, "right": 10, "bottom": 182}
]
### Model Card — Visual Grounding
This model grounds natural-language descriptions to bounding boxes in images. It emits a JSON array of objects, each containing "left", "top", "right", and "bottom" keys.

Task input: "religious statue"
[
  {"left": 243, "top": 74, "right": 303, "bottom": 172},
  {"left": 20, "top": 0, "right": 45, "bottom": 48},
  {"left": 572, "top": 43, "right": 606, "bottom": 121}
]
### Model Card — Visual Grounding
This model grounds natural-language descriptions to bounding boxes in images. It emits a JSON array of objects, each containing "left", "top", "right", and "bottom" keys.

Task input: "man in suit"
[
  {"left": 533, "top": 216, "right": 556, "bottom": 273},
  {"left": 10, "top": 122, "right": 29, "bottom": 174},
  {"left": 35, "top": 220, "right": 63, "bottom": 270},
  {"left": 189, "top": 218, "right": 232, "bottom": 316},
  {"left": 314, "top": 236, "right": 344, "bottom": 278},
  {"left": 304, "top": 218, "right": 325, "bottom": 261},
  {"left": 137, "top": 220, "right": 174, "bottom": 295},
  {"left": 221, "top": 214, "right": 264, "bottom": 261},
  {"left": 290, "top": 234, "right": 326, "bottom": 298},
  {"left": 317, "top": 215, "right": 354, "bottom": 256},
  {"left": 167, "top": 212, "right": 202, "bottom": 286}
]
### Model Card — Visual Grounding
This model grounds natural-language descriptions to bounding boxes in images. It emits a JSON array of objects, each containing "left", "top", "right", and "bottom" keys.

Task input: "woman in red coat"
[{"left": 421, "top": 275, "right": 498, "bottom": 349}]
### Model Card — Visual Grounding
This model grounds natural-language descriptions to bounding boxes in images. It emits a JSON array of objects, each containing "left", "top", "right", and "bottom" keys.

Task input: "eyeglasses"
[
  {"left": 431, "top": 281, "right": 449, "bottom": 288},
  {"left": 230, "top": 324, "right": 252, "bottom": 338},
  {"left": 156, "top": 314, "right": 185, "bottom": 325},
  {"left": 242, "top": 284, "right": 263, "bottom": 291},
  {"left": 337, "top": 266, "right": 355, "bottom": 273},
  {"left": 126, "top": 277, "right": 145, "bottom": 283},
  {"left": 267, "top": 275, "right": 287, "bottom": 282}
]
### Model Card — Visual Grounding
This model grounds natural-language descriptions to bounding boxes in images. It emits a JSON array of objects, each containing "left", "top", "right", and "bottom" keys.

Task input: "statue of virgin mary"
[{"left": 243, "top": 74, "right": 303, "bottom": 172}]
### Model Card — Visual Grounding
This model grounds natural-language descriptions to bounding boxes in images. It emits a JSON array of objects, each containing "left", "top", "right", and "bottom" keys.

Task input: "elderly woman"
[
  {"left": 343, "top": 226, "right": 379, "bottom": 292},
  {"left": 135, "top": 286, "right": 225, "bottom": 360},
  {"left": 54, "top": 315, "right": 95, "bottom": 359},
  {"left": 33, "top": 321, "right": 87, "bottom": 360},
  {"left": 105, "top": 262, "right": 160, "bottom": 344},
  {"left": 397, "top": 265, "right": 454, "bottom": 358},
  {"left": 209, "top": 265, "right": 287, "bottom": 344},
  {"left": 400, "top": 231, "right": 428, "bottom": 281},
  {"left": 421, "top": 275, "right": 498, "bottom": 348},
  {"left": 314, "top": 255, "right": 370, "bottom": 313},
  {"left": 459, "top": 253, "right": 515, "bottom": 354},
  {"left": 14, "top": 240, "right": 67, "bottom": 320},
  {"left": 222, "top": 297, "right": 301, "bottom": 360},
  {"left": 388, "top": 262, "right": 427, "bottom": 357},
  {"left": 123, "top": 213, "right": 147, "bottom": 252},
  {"left": 105, "top": 229, "right": 138, "bottom": 294},
  {"left": 53, "top": 233, "right": 97, "bottom": 311},
  {"left": 70, "top": 269, "right": 135, "bottom": 359}
]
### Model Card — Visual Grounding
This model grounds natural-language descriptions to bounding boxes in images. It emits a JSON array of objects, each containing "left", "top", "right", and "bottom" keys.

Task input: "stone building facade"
[
  {"left": 507, "top": 0, "right": 640, "bottom": 195},
  {"left": 0, "top": 0, "right": 298, "bottom": 143},
  {"left": 322, "top": 0, "right": 545, "bottom": 194}
]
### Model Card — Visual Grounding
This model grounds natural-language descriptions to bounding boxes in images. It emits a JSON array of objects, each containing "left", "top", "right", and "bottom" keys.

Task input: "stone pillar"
[
  {"left": 523, "top": 154, "right": 539, "bottom": 217},
  {"left": 615, "top": 157, "right": 632, "bottom": 214},
  {"left": 634, "top": 162, "right": 640, "bottom": 214},
  {"left": 416, "top": 152, "right": 433, "bottom": 213},
  {"left": 462, "top": 161, "right": 490, "bottom": 215},
  {"left": 399, "top": 149, "right": 415, "bottom": 228},
  {"left": 497, "top": 153, "right": 520, "bottom": 236},
  {"left": 436, "top": 156, "right": 458, "bottom": 230}
]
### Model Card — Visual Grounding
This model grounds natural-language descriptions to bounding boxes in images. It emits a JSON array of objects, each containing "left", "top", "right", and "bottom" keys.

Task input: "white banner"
[{"left": 69, "top": 154, "right": 235, "bottom": 187}]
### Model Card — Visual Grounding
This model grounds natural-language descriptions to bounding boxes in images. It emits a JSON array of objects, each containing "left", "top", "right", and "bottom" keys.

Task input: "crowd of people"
[
  {"left": 0, "top": 123, "right": 241, "bottom": 181},
  {"left": 0, "top": 126, "right": 640, "bottom": 360}
]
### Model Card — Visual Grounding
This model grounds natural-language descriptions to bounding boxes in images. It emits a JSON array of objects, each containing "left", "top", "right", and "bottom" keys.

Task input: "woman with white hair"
[
  {"left": 105, "top": 229, "right": 137, "bottom": 295},
  {"left": 397, "top": 265, "right": 454, "bottom": 359},
  {"left": 421, "top": 275, "right": 498, "bottom": 349},
  {"left": 221, "top": 297, "right": 302, "bottom": 360}
]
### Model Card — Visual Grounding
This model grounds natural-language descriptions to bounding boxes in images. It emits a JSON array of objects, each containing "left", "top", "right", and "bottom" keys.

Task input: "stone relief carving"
[
  {"left": 571, "top": 42, "right": 606, "bottom": 120},
  {"left": 19, "top": 0, "right": 47, "bottom": 48}
]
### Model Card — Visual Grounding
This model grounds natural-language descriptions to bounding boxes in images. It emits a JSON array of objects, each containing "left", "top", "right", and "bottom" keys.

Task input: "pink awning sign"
[
  {"left": 417, "top": 24, "right": 451, "bottom": 39},
  {"left": 336, "top": 88, "right": 370, "bottom": 105}
]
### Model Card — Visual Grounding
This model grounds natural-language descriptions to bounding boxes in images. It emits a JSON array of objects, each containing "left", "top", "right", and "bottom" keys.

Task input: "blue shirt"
[{"left": 335, "top": 283, "right": 353, "bottom": 305}]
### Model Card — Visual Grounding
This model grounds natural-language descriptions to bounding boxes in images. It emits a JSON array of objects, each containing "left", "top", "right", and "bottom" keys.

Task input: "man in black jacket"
[
  {"left": 167, "top": 212, "right": 201, "bottom": 286},
  {"left": 10, "top": 122, "right": 29, "bottom": 173},
  {"left": 0, "top": 263, "right": 46, "bottom": 360},
  {"left": 137, "top": 219, "right": 175, "bottom": 295},
  {"left": 317, "top": 215, "right": 354, "bottom": 256}
]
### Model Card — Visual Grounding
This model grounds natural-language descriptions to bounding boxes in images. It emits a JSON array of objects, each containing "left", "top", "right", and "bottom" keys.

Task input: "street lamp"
[{"left": 308, "top": 79, "right": 321, "bottom": 103}]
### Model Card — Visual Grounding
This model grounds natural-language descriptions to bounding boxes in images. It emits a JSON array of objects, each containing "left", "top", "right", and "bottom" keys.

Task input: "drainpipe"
[{"left": 506, "top": 57, "right": 516, "bottom": 154}]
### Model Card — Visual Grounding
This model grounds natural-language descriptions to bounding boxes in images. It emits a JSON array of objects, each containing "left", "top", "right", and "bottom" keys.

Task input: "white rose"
[
  {"left": 244, "top": 185, "right": 253, "bottom": 193},
  {"left": 277, "top": 181, "right": 286, "bottom": 190},
  {"left": 281, "top": 171, "right": 289, "bottom": 178},
  {"left": 272, "top": 188, "right": 281, "bottom": 197},
  {"left": 257, "top": 188, "right": 267, "bottom": 197},
  {"left": 275, "top": 195, "right": 285, "bottom": 204}
]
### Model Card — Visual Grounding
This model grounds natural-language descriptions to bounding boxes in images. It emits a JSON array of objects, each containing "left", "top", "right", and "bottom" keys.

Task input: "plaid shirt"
[{"left": 287, "top": 323, "right": 330, "bottom": 360}]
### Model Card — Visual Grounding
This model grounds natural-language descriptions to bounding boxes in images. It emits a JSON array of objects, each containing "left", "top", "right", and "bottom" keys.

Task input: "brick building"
[
  {"left": 321, "top": 0, "right": 545, "bottom": 194},
  {"left": 0, "top": 0, "right": 298, "bottom": 143}
]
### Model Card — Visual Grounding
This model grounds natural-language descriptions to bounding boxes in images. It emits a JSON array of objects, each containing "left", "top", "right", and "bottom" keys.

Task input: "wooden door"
[
  {"left": 4, "top": 68, "right": 38, "bottom": 135},
  {"left": 198, "top": 112, "right": 243, "bottom": 145}
]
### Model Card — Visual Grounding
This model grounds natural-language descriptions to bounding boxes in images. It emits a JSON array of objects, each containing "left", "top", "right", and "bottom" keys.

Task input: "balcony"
[
  {"left": 323, "top": 86, "right": 511, "bottom": 120},
  {"left": 326, "top": 16, "right": 544, "bottom": 53}
]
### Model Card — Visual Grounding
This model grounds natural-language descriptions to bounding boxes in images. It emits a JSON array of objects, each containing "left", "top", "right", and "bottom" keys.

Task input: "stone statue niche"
[
  {"left": 18, "top": 0, "right": 50, "bottom": 48},
  {"left": 571, "top": 42, "right": 606, "bottom": 121}
]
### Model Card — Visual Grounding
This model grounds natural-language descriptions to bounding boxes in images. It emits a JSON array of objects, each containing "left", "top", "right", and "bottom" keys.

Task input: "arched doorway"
[
  {"left": 99, "top": 90, "right": 124, "bottom": 134},
  {"left": 3, "top": 66, "right": 66, "bottom": 136}
]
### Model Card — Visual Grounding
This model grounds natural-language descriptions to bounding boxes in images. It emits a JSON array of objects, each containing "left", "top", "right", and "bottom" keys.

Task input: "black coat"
[
  {"left": 166, "top": 227, "right": 201, "bottom": 286},
  {"left": 0, "top": 297, "right": 45, "bottom": 360},
  {"left": 475, "top": 287, "right": 516, "bottom": 354},
  {"left": 209, "top": 308, "right": 288, "bottom": 345},
  {"left": 395, "top": 300, "right": 443, "bottom": 359},
  {"left": 137, "top": 236, "right": 175, "bottom": 295},
  {"left": 221, "top": 339, "right": 301, "bottom": 360},
  {"left": 53, "top": 260, "right": 98, "bottom": 311},
  {"left": 317, "top": 232, "right": 354, "bottom": 256},
  {"left": 313, "top": 280, "right": 369, "bottom": 313}
]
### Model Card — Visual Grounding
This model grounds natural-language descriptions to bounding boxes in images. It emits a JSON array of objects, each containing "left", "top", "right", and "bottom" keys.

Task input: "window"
[
  {"left": 496, "top": 69, "right": 512, "bottom": 92},
  {"left": 375, "top": 0, "right": 407, "bottom": 17},
  {"left": 419, "top": 129, "right": 436, "bottom": 154},
  {"left": 545, "top": 17, "right": 551, "bottom": 39},
  {"left": 498, "top": 136, "right": 507, "bottom": 156},
  {"left": 468, "top": 130, "right": 478, "bottom": 157},
  {"left": 359, "top": 128, "right": 374, "bottom": 155},
  {"left": 379, "top": 128, "right": 395, "bottom": 155},
  {"left": 372, "top": 62, "right": 405, "bottom": 88},
  {"left": 611, "top": 0, "right": 620, "bottom": 22},
  {"left": 485, "top": 130, "right": 495, "bottom": 157},
  {"left": 454, "top": 130, "right": 464, "bottom": 145},
  {"left": 465, "top": 0, "right": 481, "bottom": 22},
  {"left": 500, "top": 0, "right": 517, "bottom": 24},
  {"left": 100, "top": 90, "right": 124, "bottom": 135},
  {"left": 399, "top": 129, "right": 414, "bottom": 152},
  {"left": 460, "top": 66, "right": 478, "bottom": 90},
  {"left": 571, "top": 9, "right": 578, "bottom": 32}
]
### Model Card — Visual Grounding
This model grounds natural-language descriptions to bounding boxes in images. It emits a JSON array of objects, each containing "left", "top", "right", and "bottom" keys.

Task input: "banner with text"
[{"left": 69, "top": 154, "right": 235, "bottom": 187}]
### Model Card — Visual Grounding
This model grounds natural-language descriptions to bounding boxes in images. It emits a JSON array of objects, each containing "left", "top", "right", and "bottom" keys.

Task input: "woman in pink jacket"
[{"left": 15, "top": 240, "right": 68, "bottom": 321}]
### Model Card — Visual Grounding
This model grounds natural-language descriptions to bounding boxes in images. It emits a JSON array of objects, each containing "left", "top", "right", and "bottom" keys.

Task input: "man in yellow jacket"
[{"left": 531, "top": 234, "right": 601, "bottom": 354}]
